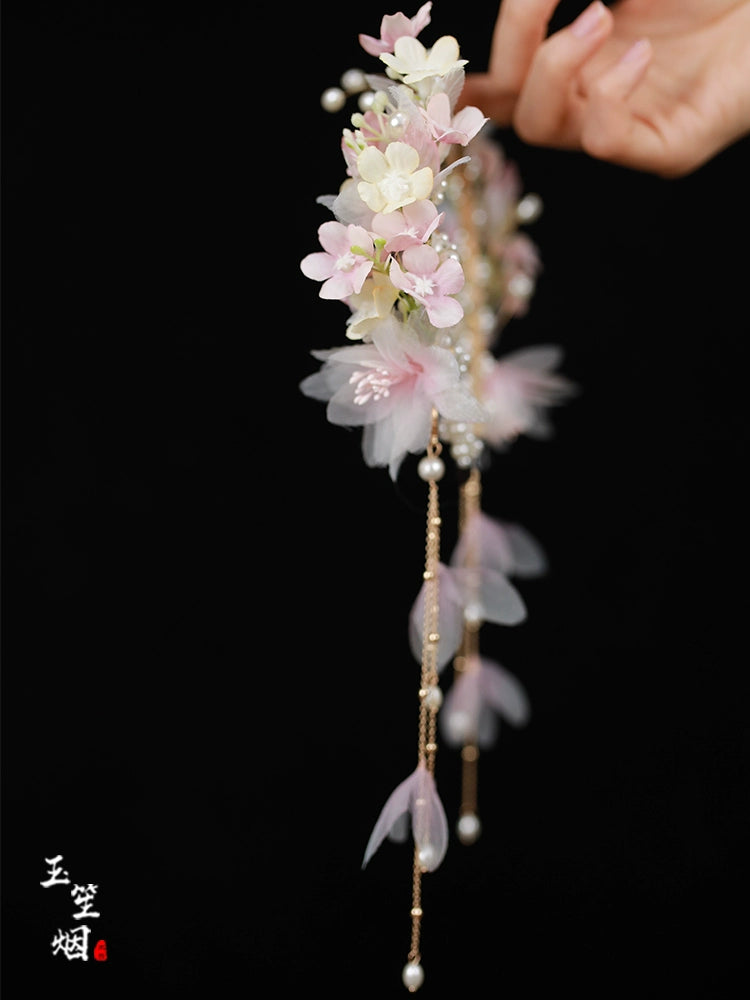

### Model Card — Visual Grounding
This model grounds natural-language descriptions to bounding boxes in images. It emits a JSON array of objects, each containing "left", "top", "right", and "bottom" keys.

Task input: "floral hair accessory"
[{"left": 300, "top": 4, "right": 575, "bottom": 991}]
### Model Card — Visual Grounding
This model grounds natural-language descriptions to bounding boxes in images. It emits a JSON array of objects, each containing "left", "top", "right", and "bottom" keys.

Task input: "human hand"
[{"left": 460, "top": 0, "right": 750, "bottom": 176}]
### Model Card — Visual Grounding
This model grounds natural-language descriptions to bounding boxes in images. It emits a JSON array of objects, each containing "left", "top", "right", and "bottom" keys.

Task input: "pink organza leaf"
[
  {"left": 478, "top": 657, "right": 531, "bottom": 727},
  {"left": 408, "top": 563, "right": 465, "bottom": 671},
  {"left": 362, "top": 764, "right": 448, "bottom": 872}
]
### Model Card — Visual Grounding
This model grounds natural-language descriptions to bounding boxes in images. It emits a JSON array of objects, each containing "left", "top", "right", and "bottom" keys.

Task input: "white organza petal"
[
  {"left": 411, "top": 765, "right": 449, "bottom": 872},
  {"left": 479, "top": 658, "right": 531, "bottom": 727},
  {"left": 454, "top": 566, "right": 527, "bottom": 626},
  {"left": 362, "top": 769, "right": 417, "bottom": 869},
  {"left": 408, "top": 563, "right": 465, "bottom": 671}
]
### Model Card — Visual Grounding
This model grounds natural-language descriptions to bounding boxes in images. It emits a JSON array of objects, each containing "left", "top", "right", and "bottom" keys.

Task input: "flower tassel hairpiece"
[{"left": 300, "top": 3, "right": 575, "bottom": 990}]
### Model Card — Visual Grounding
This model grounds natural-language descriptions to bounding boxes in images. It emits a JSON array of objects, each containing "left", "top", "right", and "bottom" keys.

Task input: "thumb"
[{"left": 458, "top": 72, "right": 516, "bottom": 124}]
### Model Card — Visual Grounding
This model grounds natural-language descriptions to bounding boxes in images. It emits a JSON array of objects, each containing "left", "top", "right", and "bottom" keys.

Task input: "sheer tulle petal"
[
  {"left": 362, "top": 765, "right": 448, "bottom": 872},
  {"left": 504, "top": 522, "right": 548, "bottom": 577},
  {"left": 409, "top": 563, "right": 465, "bottom": 671},
  {"left": 440, "top": 665, "right": 482, "bottom": 746},
  {"left": 411, "top": 765, "right": 449, "bottom": 871},
  {"left": 453, "top": 566, "right": 527, "bottom": 626},
  {"left": 450, "top": 509, "right": 514, "bottom": 575},
  {"left": 450, "top": 510, "right": 547, "bottom": 579},
  {"left": 479, "top": 658, "right": 530, "bottom": 726},
  {"left": 362, "top": 769, "right": 417, "bottom": 869}
]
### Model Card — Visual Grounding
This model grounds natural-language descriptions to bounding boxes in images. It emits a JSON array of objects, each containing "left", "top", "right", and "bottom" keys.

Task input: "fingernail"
[
  {"left": 571, "top": 1, "right": 607, "bottom": 39},
  {"left": 619, "top": 38, "right": 651, "bottom": 65}
]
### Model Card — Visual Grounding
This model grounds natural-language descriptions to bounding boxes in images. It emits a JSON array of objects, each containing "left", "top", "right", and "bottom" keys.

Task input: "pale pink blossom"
[
  {"left": 478, "top": 345, "right": 576, "bottom": 448},
  {"left": 408, "top": 562, "right": 527, "bottom": 671},
  {"left": 389, "top": 244, "right": 464, "bottom": 328},
  {"left": 371, "top": 200, "right": 443, "bottom": 253},
  {"left": 300, "top": 221, "right": 376, "bottom": 300},
  {"left": 450, "top": 510, "right": 547, "bottom": 579},
  {"left": 299, "top": 314, "right": 484, "bottom": 480},
  {"left": 359, "top": 2, "right": 433, "bottom": 57},
  {"left": 420, "top": 92, "right": 488, "bottom": 146},
  {"left": 440, "top": 656, "right": 530, "bottom": 749},
  {"left": 362, "top": 762, "right": 448, "bottom": 872},
  {"left": 357, "top": 141, "right": 434, "bottom": 214}
]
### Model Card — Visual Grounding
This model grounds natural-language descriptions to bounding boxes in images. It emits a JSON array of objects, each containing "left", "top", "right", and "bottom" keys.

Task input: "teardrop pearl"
[{"left": 402, "top": 961, "right": 424, "bottom": 991}]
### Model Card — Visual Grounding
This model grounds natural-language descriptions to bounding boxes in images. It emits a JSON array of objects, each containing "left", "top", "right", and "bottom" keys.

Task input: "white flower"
[
  {"left": 356, "top": 141, "right": 434, "bottom": 214},
  {"left": 379, "top": 35, "right": 467, "bottom": 85}
]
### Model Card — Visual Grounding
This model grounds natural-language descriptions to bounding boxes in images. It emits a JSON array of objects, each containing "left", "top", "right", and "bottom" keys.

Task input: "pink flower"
[
  {"left": 420, "top": 92, "right": 488, "bottom": 146},
  {"left": 300, "top": 221, "right": 376, "bottom": 300},
  {"left": 389, "top": 244, "right": 464, "bottom": 328},
  {"left": 371, "top": 200, "right": 443, "bottom": 253},
  {"left": 440, "top": 656, "right": 530, "bottom": 749},
  {"left": 408, "top": 562, "right": 527, "bottom": 671},
  {"left": 299, "top": 314, "right": 484, "bottom": 480},
  {"left": 362, "top": 762, "right": 448, "bottom": 872},
  {"left": 359, "top": 2, "right": 432, "bottom": 57},
  {"left": 478, "top": 345, "right": 576, "bottom": 448}
]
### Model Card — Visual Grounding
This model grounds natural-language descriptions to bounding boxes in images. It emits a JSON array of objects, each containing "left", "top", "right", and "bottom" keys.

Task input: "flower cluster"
[{"left": 300, "top": 2, "right": 573, "bottom": 481}]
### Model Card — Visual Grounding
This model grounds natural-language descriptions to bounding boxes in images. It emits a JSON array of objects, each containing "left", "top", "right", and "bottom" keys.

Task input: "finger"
[
  {"left": 513, "top": 0, "right": 614, "bottom": 149},
  {"left": 578, "top": 39, "right": 689, "bottom": 175},
  {"left": 458, "top": 0, "right": 560, "bottom": 122},
  {"left": 486, "top": 0, "right": 562, "bottom": 89}
]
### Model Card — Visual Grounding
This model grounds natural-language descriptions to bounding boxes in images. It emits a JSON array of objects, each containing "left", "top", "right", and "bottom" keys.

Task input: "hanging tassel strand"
[{"left": 403, "top": 410, "right": 445, "bottom": 993}]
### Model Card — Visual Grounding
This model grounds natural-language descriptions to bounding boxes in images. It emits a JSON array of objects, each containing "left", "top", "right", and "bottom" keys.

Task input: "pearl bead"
[
  {"left": 508, "top": 273, "right": 534, "bottom": 298},
  {"left": 422, "top": 684, "right": 443, "bottom": 711},
  {"left": 516, "top": 192, "right": 543, "bottom": 223},
  {"left": 418, "top": 455, "right": 445, "bottom": 481},
  {"left": 457, "top": 812, "right": 482, "bottom": 845},
  {"left": 358, "top": 91, "right": 376, "bottom": 112},
  {"left": 402, "top": 962, "right": 424, "bottom": 991},
  {"left": 418, "top": 843, "right": 437, "bottom": 870},
  {"left": 341, "top": 68, "right": 367, "bottom": 94},
  {"left": 320, "top": 87, "right": 346, "bottom": 113}
]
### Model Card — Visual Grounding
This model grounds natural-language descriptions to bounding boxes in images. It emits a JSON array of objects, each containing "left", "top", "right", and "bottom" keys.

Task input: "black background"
[{"left": 3, "top": 2, "right": 750, "bottom": 997}]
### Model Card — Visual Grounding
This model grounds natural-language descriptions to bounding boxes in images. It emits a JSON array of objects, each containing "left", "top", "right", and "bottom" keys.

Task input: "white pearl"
[
  {"left": 508, "top": 273, "right": 534, "bottom": 298},
  {"left": 402, "top": 962, "right": 424, "bottom": 991},
  {"left": 422, "top": 685, "right": 443, "bottom": 711},
  {"left": 418, "top": 455, "right": 445, "bottom": 481},
  {"left": 417, "top": 843, "right": 437, "bottom": 870},
  {"left": 341, "top": 68, "right": 367, "bottom": 93},
  {"left": 358, "top": 91, "right": 376, "bottom": 112},
  {"left": 516, "top": 192, "right": 543, "bottom": 223},
  {"left": 457, "top": 812, "right": 482, "bottom": 845},
  {"left": 463, "top": 602, "right": 483, "bottom": 625},
  {"left": 320, "top": 87, "right": 346, "bottom": 113}
]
